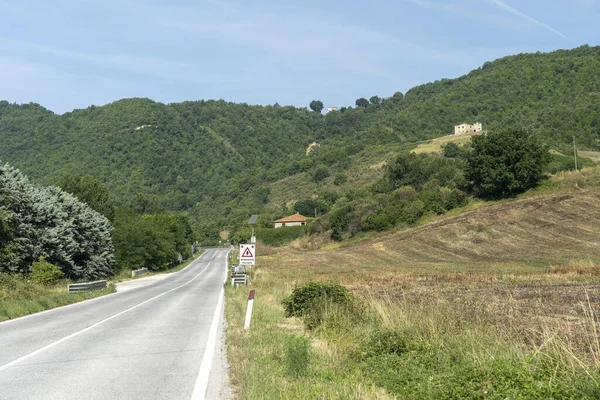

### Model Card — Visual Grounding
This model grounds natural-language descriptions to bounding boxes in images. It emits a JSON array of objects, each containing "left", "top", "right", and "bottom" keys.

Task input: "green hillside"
[{"left": 1, "top": 45, "right": 599, "bottom": 229}]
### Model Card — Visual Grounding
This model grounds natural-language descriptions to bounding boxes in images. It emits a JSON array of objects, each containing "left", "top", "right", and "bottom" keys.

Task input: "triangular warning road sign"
[{"left": 242, "top": 247, "right": 253, "bottom": 258}]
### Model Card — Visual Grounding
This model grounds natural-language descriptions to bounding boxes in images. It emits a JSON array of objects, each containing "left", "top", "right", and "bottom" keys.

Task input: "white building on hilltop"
[
  {"left": 326, "top": 106, "right": 338, "bottom": 113},
  {"left": 454, "top": 122, "right": 482, "bottom": 135}
]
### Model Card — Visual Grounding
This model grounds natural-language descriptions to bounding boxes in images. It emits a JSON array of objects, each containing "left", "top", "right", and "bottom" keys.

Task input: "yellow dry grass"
[
  {"left": 579, "top": 150, "right": 600, "bottom": 163},
  {"left": 413, "top": 131, "right": 482, "bottom": 154},
  {"left": 254, "top": 185, "right": 600, "bottom": 361}
]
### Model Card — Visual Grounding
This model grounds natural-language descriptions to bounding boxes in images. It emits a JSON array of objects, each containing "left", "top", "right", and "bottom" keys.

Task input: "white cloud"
[{"left": 484, "top": 0, "right": 568, "bottom": 39}]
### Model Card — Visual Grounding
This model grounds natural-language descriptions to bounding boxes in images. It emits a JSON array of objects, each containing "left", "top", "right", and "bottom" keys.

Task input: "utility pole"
[
  {"left": 573, "top": 136, "right": 580, "bottom": 189},
  {"left": 573, "top": 136, "right": 578, "bottom": 172}
]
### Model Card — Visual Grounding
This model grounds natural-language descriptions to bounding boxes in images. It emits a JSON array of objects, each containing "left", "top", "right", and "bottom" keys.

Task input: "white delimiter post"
[{"left": 244, "top": 290, "right": 255, "bottom": 329}]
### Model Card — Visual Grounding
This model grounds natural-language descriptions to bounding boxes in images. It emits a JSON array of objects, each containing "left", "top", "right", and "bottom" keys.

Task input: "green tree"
[
  {"left": 330, "top": 204, "right": 353, "bottom": 241},
  {"left": 465, "top": 129, "right": 552, "bottom": 198},
  {"left": 442, "top": 142, "right": 461, "bottom": 158},
  {"left": 355, "top": 98, "right": 369, "bottom": 108},
  {"left": 0, "top": 162, "right": 114, "bottom": 278},
  {"left": 0, "top": 209, "right": 15, "bottom": 265},
  {"left": 369, "top": 95, "right": 381, "bottom": 105},
  {"left": 59, "top": 174, "right": 115, "bottom": 221},
  {"left": 293, "top": 199, "right": 329, "bottom": 217},
  {"left": 391, "top": 91, "right": 404, "bottom": 103},
  {"left": 311, "top": 165, "right": 330, "bottom": 182},
  {"left": 309, "top": 100, "right": 324, "bottom": 113}
]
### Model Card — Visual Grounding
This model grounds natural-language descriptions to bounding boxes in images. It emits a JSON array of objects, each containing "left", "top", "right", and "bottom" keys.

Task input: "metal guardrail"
[
  {"left": 231, "top": 273, "right": 248, "bottom": 286},
  {"left": 132, "top": 267, "right": 149, "bottom": 278},
  {"left": 67, "top": 280, "right": 107, "bottom": 293}
]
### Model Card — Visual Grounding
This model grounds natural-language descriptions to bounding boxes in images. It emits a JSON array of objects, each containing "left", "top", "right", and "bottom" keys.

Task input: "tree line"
[{"left": 0, "top": 45, "right": 598, "bottom": 236}]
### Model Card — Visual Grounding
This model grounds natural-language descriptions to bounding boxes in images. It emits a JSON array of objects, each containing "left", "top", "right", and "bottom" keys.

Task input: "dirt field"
[{"left": 258, "top": 187, "right": 600, "bottom": 361}]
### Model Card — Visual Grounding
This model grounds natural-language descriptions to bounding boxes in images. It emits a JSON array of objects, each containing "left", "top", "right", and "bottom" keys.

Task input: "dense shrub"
[
  {"left": 311, "top": 165, "right": 330, "bottom": 183},
  {"left": 293, "top": 199, "right": 329, "bottom": 217},
  {"left": 282, "top": 281, "right": 353, "bottom": 328},
  {"left": 30, "top": 257, "right": 64, "bottom": 285}
]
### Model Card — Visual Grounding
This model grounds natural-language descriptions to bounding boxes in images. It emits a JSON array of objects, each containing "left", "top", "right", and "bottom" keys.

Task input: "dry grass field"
[
  {"left": 227, "top": 173, "right": 600, "bottom": 398},
  {"left": 261, "top": 187, "right": 600, "bottom": 353},
  {"left": 412, "top": 131, "right": 482, "bottom": 154}
]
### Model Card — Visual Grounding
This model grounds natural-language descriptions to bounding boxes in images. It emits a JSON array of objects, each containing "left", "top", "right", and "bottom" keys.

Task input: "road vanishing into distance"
[{"left": 0, "top": 249, "right": 230, "bottom": 400}]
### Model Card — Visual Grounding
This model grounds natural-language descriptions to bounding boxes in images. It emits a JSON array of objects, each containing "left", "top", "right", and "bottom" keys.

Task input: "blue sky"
[{"left": 0, "top": 0, "right": 598, "bottom": 114}]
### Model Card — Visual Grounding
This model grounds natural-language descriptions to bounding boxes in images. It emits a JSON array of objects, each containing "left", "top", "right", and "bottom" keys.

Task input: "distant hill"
[{"left": 1, "top": 45, "right": 599, "bottom": 227}]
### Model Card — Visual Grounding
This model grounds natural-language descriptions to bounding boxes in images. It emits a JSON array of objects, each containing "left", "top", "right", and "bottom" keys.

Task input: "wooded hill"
[{"left": 1, "top": 45, "right": 599, "bottom": 229}]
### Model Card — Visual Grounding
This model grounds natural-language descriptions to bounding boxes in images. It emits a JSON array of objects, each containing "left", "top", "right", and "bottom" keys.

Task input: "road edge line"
[{"left": 191, "top": 286, "right": 225, "bottom": 400}]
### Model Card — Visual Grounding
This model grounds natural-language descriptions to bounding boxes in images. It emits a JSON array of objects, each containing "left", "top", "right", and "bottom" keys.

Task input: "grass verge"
[
  {"left": 0, "top": 252, "right": 210, "bottom": 322},
  {"left": 226, "top": 237, "right": 600, "bottom": 399},
  {"left": 0, "top": 273, "right": 116, "bottom": 322}
]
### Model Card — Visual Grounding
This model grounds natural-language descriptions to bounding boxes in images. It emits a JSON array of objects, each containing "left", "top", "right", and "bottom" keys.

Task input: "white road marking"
[
  {"left": 0, "top": 256, "right": 215, "bottom": 372},
  {"left": 191, "top": 287, "right": 224, "bottom": 400}
]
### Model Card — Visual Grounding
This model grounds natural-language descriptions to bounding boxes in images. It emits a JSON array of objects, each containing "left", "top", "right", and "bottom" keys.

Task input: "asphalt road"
[{"left": 0, "top": 248, "right": 230, "bottom": 400}]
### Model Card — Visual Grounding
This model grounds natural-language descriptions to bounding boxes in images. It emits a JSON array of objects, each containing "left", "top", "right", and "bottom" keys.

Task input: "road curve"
[{"left": 0, "top": 248, "right": 230, "bottom": 400}]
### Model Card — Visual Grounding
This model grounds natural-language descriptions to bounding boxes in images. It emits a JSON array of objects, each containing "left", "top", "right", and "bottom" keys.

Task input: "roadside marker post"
[{"left": 244, "top": 290, "right": 255, "bottom": 330}]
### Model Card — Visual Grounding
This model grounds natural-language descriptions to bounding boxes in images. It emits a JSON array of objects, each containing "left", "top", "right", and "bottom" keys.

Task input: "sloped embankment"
[{"left": 285, "top": 188, "right": 600, "bottom": 268}]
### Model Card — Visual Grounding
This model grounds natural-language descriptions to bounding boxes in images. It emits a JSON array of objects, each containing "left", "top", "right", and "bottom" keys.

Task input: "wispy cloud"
[
  {"left": 406, "top": 0, "right": 568, "bottom": 39},
  {"left": 484, "top": 0, "right": 568, "bottom": 39},
  {"left": 0, "top": 38, "right": 233, "bottom": 85}
]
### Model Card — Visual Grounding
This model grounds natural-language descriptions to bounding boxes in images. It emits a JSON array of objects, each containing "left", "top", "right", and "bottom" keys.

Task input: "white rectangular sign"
[{"left": 239, "top": 244, "right": 256, "bottom": 266}]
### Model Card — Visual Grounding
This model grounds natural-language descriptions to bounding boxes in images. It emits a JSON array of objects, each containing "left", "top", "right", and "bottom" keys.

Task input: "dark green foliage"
[
  {"left": 0, "top": 209, "right": 15, "bottom": 265},
  {"left": 442, "top": 142, "right": 469, "bottom": 159},
  {"left": 59, "top": 174, "right": 115, "bottom": 221},
  {"left": 259, "top": 226, "right": 304, "bottom": 246},
  {"left": 384, "top": 152, "right": 465, "bottom": 191},
  {"left": 112, "top": 208, "right": 194, "bottom": 271},
  {"left": 357, "top": 152, "right": 469, "bottom": 235},
  {"left": 311, "top": 165, "right": 330, "bottom": 183},
  {"left": 30, "top": 257, "right": 64, "bottom": 285},
  {"left": 231, "top": 226, "right": 304, "bottom": 247},
  {"left": 293, "top": 199, "right": 329, "bottom": 217},
  {"left": 309, "top": 100, "right": 324, "bottom": 113},
  {"left": 369, "top": 96, "right": 381, "bottom": 105},
  {"left": 282, "top": 281, "right": 352, "bottom": 320},
  {"left": 355, "top": 98, "right": 369, "bottom": 108},
  {"left": 465, "top": 129, "right": 552, "bottom": 198},
  {"left": 285, "top": 334, "right": 311, "bottom": 378},
  {"left": 0, "top": 162, "right": 114, "bottom": 279},
  {"left": 330, "top": 204, "right": 353, "bottom": 241}
]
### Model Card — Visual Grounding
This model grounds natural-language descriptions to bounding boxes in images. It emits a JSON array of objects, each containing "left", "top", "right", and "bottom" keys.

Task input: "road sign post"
[{"left": 239, "top": 244, "right": 255, "bottom": 266}]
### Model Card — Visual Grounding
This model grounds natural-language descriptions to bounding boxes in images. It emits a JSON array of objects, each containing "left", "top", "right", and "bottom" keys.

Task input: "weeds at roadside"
[
  {"left": 285, "top": 334, "right": 311, "bottom": 378},
  {"left": 0, "top": 273, "right": 116, "bottom": 322}
]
